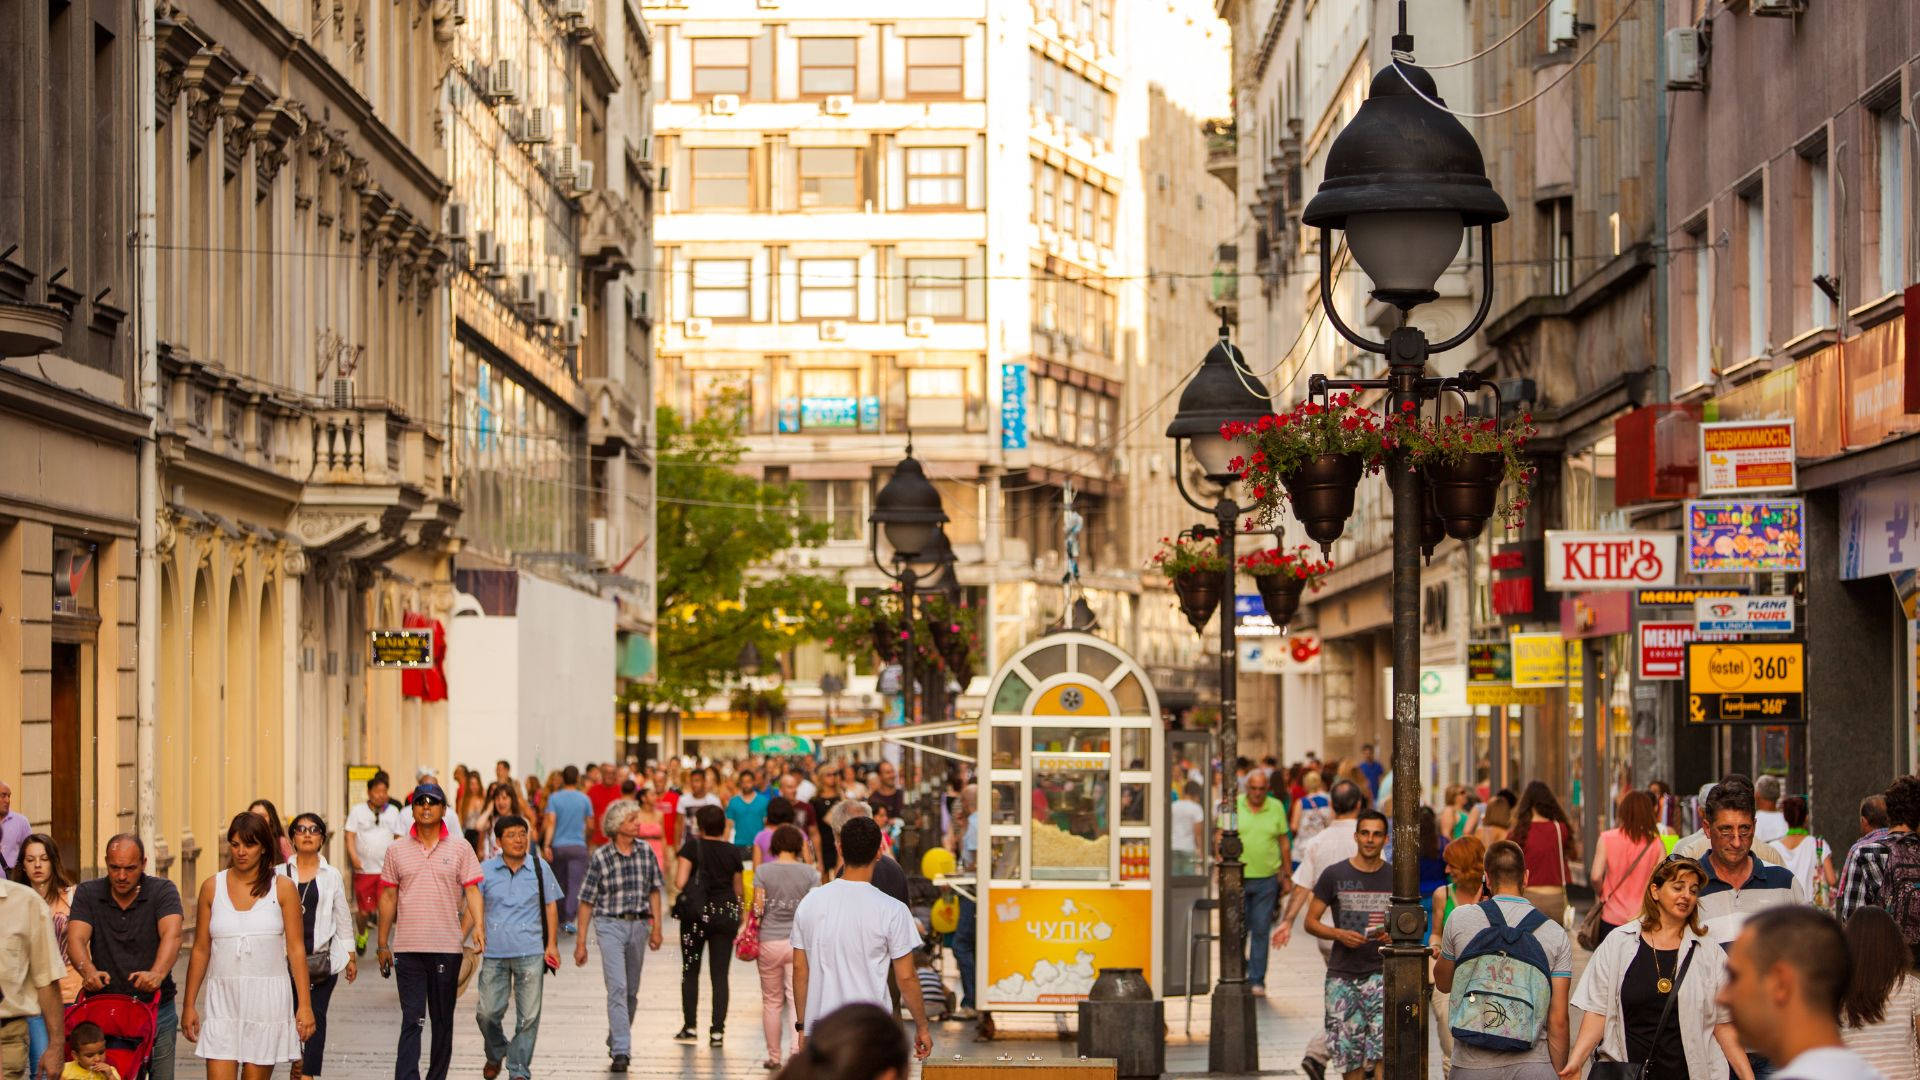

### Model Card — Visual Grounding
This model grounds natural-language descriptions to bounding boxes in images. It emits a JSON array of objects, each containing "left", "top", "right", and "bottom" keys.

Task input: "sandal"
[{"left": 762, "top": 1059, "right": 780, "bottom": 1071}]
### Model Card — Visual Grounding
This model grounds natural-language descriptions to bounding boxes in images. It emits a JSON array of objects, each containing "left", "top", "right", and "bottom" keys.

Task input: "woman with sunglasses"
[
  {"left": 278, "top": 813, "right": 356, "bottom": 1079},
  {"left": 1561, "top": 857, "right": 1753, "bottom": 1080}
]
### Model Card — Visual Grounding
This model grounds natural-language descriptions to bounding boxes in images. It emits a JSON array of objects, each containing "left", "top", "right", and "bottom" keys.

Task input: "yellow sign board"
[
  {"left": 985, "top": 887, "right": 1152, "bottom": 1008},
  {"left": 1568, "top": 640, "right": 1584, "bottom": 695},
  {"left": 1464, "top": 685, "right": 1553, "bottom": 707},
  {"left": 368, "top": 628, "right": 434, "bottom": 669},
  {"left": 1686, "top": 642, "right": 1805, "bottom": 724},
  {"left": 1511, "top": 633, "right": 1567, "bottom": 688}
]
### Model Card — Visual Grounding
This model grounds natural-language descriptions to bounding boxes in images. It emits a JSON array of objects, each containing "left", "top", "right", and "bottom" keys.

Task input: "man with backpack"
[
  {"left": 1837, "top": 774, "right": 1920, "bottom": 959},
  {"left": 1304, "top": 810, "right": 1393, "bottom": 1080},
  {"left": 1434, "top": 840, "right": 1571, "bottom": 1080}
]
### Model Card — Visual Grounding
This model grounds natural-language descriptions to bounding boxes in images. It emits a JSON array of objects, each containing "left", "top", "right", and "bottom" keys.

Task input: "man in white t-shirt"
[
  {"left": 1721, "top": 906, "right": 1883, "bottom": 1080},
  {"left": 791, "top": 817, "right": 932, "bottom": 1060},
  {"left": 1169, "top": 781, "right": 1206, "bottom": 875},
  {"left": 674, "top": 768, "right": 722, "bottom": 846},
  {"left": 1754, "top": 775, "right": 1790, "bottom": 846},
  {"left": 344, "top": 770, "right": 408, "bottom": 952}
]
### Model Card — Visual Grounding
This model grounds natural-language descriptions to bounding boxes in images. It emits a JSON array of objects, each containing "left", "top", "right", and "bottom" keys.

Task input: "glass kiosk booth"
[{"left": 974, "top": 632, "right": 1182, "bottom": 1014}]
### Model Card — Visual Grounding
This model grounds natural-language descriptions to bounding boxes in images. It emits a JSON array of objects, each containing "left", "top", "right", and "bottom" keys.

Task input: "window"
[
  {"left": 690, "top": 148, "right": 751, "bottom": 209},
  {"left": 905, "top": 368, "right": 967, "bottom": 429},
  {"left": 906, "top": 258, "right": 966, "bottom": 318},
  {"left": 1878, "top": 108, "right": 1906, "bottom": 296},
  {"left": 800, "top": 368, "right": 859, "bottom": 399},
  {"left": 690, "top": 259, "right": 751, "bottom": 318},
  {"left": 1097, "top": 190, "right": 1114, "bottom": 247},
  {"left": 802, "top": 479, "right": 864, "bottom": 541},
  {"left": 1038, "top": 377, "right": 1059, "bottom": 438},
  {"left": 798, "top": 259, "right": 858, "bottom": 319},
  {"left": 1078, "top": 388, "right": 1098, "bottom": 447},
  {"left": 1690, "top": 228, "right": 1711, "bottom": 387},
  {"left": 1809, "top": 153, "right": 1831, "bottom": 326},
  {"left": 1060, "top": 175, "right": 1078, "bottom": 236},
  {"left": 798, "top": 37, "right": 856, "bottom": 97},
  {"left": 1079, "top": 179, "right": 1098, "bottom": 241},
  {"left": 904, "top": 37, "right": 964, "bottom": 98},
  {"left": 691, "top": 38, "right": 751, "bottom": 96},
  {"left": 1542, "top": 197, "right": 1573, "bottom": 294},
  {"left": 1743, "top": 189, "right": 1766, "bottom": 358},
  {"left": 1059, "top": 384, "right": 1079, "bottom": 443},
  {"left": 905, "top": 147, "right": 965, "bottom": 208},
  {"left": 797, "top": 148, "right": 860, "bottom": 209},
  {"left": 692, "top": 369, "right": 753, "bottom": 426},
  {"left": 1038, "top": 165, "right": 1056, "bottom": 228},
  {"left": 1040, "top": 56, "right": 1058, "bottom": 115}
]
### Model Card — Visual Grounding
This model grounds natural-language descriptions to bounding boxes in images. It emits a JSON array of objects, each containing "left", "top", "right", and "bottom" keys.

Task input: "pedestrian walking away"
[
  {"left": 1721, "top": 906, "right": 1886, "bottom": 1080},
  {"left": 180, "top": 812, "right": 315, "bottom": 1077},
  {"left": 378, "top": 782, "right": 485, "bottom": 1080},
  {"left": 674, "top": 804, "right": 744, "bottom": 1045},
  {"left": 11, "top": 834, "right": 77, "bottom": 1080},
  {"left": 476, "top": 813, "right": 561, "bottom": 1080},
  {"left": 573, "top": 799, "right": 664, "bottom": 1073},
  {"left": 790, "top": 817, "right": 932, "bottom": 1061},
  {"left": 65, "top": 835, "right": 183, "bottom": 1080},
  {"left": 1563, "top": 855, "right": 1750, "bottom": 1080},
  {"left": 1839, "top": 908, "right": 1920, "bottom": 1080},
  {"left": 1839, "top": 776, "right": 1920, "bottom": 950},
  {"left": 1427, "top": 835, "right": 1485, "bottom": 1079},
  {"left": 1778, "top": 796, "right": 1838, "bottom": 910},
  {"left": 345, "top": 771, "right": 407, "bottom": 955},
  {"left": 1234, "top": 769, "right": 1289, "bottom": 996},
  {"left": 754, "top": 824, "right": 820, "bottom": 1070},
  {"left": 541, "top": 767, "right": 593, "bottom": 934},
  {"left": 1508, "top": 781, "right": 1579, "bottom": 926},
  {"left": 0, "top": 842, "right": 67, "bottom": 1080},
  {"left": 1305, "top": 808, "right": 1393, "bottom": 1080},
  {"left": 278, "top": 812, "right": 356, "bottom": 1080},
  {"left": 772, "top": 1002, "right": 910, "bottom": 1080},
  {"left": 1435, "top": 839, "right": 1572, "bottom": 1080}
]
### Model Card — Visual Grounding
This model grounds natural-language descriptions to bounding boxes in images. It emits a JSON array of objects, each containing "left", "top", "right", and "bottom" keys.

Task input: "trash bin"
[{"left": 1076, "top": 968, "right": 1164, "bottom": 1078}]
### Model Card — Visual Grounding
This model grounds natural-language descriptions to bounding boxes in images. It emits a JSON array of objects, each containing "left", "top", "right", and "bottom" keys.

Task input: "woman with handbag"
[
  {"left": 754, "top": 824, "right": 820, "bottom": 1070},
  {"left": 1509, "top": 781, "right": 1579, "bottom": 925},
  {"left": 675, "top": 803, "right": 744, "bottom": 1046},
  {"left": 278, "top": 812, "right": 356, "bottom": 1080},
  {"left": 1582, "top": 791, "right": 1664, "bottom": 947},
  {"left": 1561, "top": 856, "right": 1753, "bottom": 1080},
  {"left": 1840, "top": 907, "right": 1920, "bottom": 1079}
]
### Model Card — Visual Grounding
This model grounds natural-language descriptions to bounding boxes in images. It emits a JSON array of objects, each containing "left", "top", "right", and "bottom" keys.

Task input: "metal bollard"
[{"left": 1075, "top": 968, "right": 1165, "bottom": 1079}]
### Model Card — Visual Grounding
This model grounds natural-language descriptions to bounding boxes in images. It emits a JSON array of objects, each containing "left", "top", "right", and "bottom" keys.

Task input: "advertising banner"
[
  {"left": 1511, "top": 633, "right": 1567, "bottom": 688},
  {"left": 1694, "top": 595, "right": 1795, "bottom": 634},
  {"left": 1685, "top": 499, "right": 1806, "bottom": 574},
  {"left": 368, "top": 628, "right": 434, "bottom": 669},
  {"left": 985, "top": 887, "right": 1152, "bottom": 1007},
  {"left": 1545, "top": 532, "right": 1680, "bottom": 590},
  {"left": 1467, "top": 643, "right": 1511, "bottom": 683},
  {"left": 1839, "top": 472, "right": 1920, "bottom": 579},
  {"left": 1699, "top": 420, "right": 1796, "bottom": 494},
  {"left": 1464, "top": 685, "right": 1552, "bottom": 707},
  {"left": 1636, "top": 587, "right": 1749, "bottom": 607},
  {"left": 1001, "top": 364, "right": 1028, "bottom": 450},
  {"left": 1686, "top": 642, "right": 1806, "bottom": 724}
]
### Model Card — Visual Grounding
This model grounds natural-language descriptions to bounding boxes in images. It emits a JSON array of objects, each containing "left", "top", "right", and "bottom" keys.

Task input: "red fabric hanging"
[{"left": 399, "top": 611, "right": 449, "bottom": 702}]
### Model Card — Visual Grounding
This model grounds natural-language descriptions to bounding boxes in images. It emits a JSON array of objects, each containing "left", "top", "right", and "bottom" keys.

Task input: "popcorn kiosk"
[{"left": 974, "top": 631, "right": 1164, "bottom": 1013}]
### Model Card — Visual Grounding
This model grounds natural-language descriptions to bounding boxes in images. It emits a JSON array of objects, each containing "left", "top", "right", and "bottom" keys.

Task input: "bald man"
[{"left": 0, "top": 783, "right": 29, "bottom": 872}]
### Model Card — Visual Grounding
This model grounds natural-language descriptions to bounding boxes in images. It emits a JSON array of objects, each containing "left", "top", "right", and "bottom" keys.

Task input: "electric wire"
[{"left": 1389, "top": 0, "right": 1641, "bottom": 120}]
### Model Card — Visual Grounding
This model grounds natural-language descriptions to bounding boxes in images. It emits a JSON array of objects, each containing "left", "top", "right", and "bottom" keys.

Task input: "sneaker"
[
  {"left": 673, "top": 1027, "right": 697, "bottom": 1041},
  {"left": 1250, "top": 984, "right": 1266, "bottom": 998},
  {"left": 952, "top": 1007, "right": 979, "bottom": 1021},
  {"left": 1301, "top": 1056, "right": 1327, "bottom": 1080},
  {"left": 610, "top": 1054, "right": 629, "bottom": 1072},
  {"left": 709, "top": 1030, "right": 725, "bottom": 1047},
  {"left": 483, "top": 1061, "right": 502, "bottom": 1079},
  {"left": 354, "top": 929, "right": 368, "bottom": 955}
]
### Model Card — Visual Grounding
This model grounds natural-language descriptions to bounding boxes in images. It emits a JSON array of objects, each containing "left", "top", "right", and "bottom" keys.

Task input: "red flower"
[
  {"left": 1251, "top": 450, "right": 1266, "bottom": 465},
  {"left": 1399, "top": 400, "right": 1417, "bottom": 413}
]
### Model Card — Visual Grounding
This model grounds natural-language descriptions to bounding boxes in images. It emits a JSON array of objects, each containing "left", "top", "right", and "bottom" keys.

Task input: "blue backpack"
[{"left": 1449, "top": 900, "right": 1554, "bottom": 1052}]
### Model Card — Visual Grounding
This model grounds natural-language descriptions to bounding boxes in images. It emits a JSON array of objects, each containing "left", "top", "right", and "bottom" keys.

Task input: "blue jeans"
[
  {"left": 952, "top": 896, "right": 978, "bottom": 1009},
  {"left": 596, "top": 919, "right": 651, "bottom": 1054},
  {"left": 26, "top": 1014, "right": 44, "bottom": 1080},
  {"left": 152, "top": 998, "right": 177, "bottom": 1080},
  {"left": 1244, "top": 874, "right": 1280, "bottom": 986},
  {"left": 475, "top": 955, "right": 545, "bottom": 1078}
]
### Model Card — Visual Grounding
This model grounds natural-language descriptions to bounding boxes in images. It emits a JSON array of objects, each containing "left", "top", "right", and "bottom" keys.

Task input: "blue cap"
[{"left": 409, "top": 783, "right": 448, "bottom": 805}]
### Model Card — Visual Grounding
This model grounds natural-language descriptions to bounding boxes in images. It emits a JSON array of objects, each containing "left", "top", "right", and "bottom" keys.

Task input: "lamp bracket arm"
[
  {"left": 1319, "top": 232, "right": 1390, "bottom": 355},
  {"left": 1429, "top": 224, "right": 1498, "bottom": 355},
  {"left": 1171, "top": 438, "right": 1216, "bottom": 515}
]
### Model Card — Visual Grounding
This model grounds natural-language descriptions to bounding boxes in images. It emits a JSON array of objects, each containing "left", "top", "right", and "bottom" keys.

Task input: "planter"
[
  {"left": 1281, "top": 452, "right": 1365, "bottom": 551},
  {"left": 869, "top": 617, "right": 898, "bottom": 663},
  {"left": 1253, "top": 573, "right": 1307, "bottom": 627},
  {"left": 1424, "top": 451, "right": 1505, "bottom": 540},
  {"left": 1089, "top": 967, "right": 1154, "bottom": 1002},
  {"left": 1171, "top": 570, "right": 1222, "bottom": 634}
]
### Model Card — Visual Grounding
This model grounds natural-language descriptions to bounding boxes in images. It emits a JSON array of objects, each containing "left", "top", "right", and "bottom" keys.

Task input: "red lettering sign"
[
  {"left": 1638, "top": 620, "right": 1735, "bottom": 680},
  {"left": 1491, "top": 577, "right": 1535, "bottom": 616},
  {"left": 1546, "top": 532, "right": 1679, "bottom": 590}
]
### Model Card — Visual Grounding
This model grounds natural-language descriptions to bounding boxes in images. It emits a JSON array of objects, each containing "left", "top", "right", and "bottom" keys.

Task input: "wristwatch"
[{"left": 794, "top": 1022, "right": 805, "bottom": 1033}]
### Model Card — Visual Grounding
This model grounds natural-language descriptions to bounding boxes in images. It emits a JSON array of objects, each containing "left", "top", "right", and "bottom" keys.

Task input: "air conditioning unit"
[
  {"left": 535, "top": 290, "right": 558, "bottom": 324},
  {"left": 1548, "top": 0, "right": 1579, "bottom": 48},
  {"left": 563, "top": 315, "right": 581, "bottom": 345},
  {"left": 488, "top": 243, "right": 510, "bottom": 279},
  {"left": 516, "top": 272, "right": 537, "bottom": 305},
  {"left": 447, "top": 202, "right": 469, "bottom": 239},
  {"left": 451, "top": 0, "right": 466, "bottom": 22},
  {"left": 559, "top": 0, "right": 589, "bottom": 19},
  {"left": 636, "top": 138, "right": 653, "bottom": 164},
  {"left": 587, "top": 517, "right": 610, "bottom": 563},
  {"left": 905, "top": 316, "right": 933, "bottom": 337},
  {"left": 1749, "top": 0, "right": 1805, "bottom": 15},
  {"left": 1665, "top": 27, "right": 1706, "bottom": 90},
  {"left": 709, "top": 93, "right": 740, "bottom": 115},
  {"left": 487, "top": 59, "right": 520, "bottom": 102},
  {"left": 819, "top": 319, "right": 847, "bottom": 341},
  {"left": 329, "top": 376, "right": 355, "bottom": 409},
  {"left": 656, "top": 166, "right": 670, "bottom": 191},
  {"left": 823, "top": 94, "right": 852, "bottom": 115},
  {"left": 571, "top": 160, "right": 594, "bottom": 194},
  {"left": 472, "top": 229, "right": 498, "bottom": 267},
  {"left": 551, "top": 143, "right": 580, "bottom": 181},
  {"left": 684, "top": 317, "right": 711, "bottom": 338},
  {"left": 518, "top": 106, "right": 553, "bottom": 143}
]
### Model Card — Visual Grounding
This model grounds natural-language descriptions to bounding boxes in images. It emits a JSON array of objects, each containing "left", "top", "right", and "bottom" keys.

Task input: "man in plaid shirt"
[
  {"left": 1838, "top": 775, "right": 1920, "bottom": 926},
  {"left": 571, "top": 799, "right": 664, "bottom": 1073}
]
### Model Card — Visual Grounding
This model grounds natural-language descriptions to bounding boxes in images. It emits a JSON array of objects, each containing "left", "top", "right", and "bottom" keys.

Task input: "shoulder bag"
[
  {"left": 670, "top": 836, "right": 707, "bottom": 922},
  {"left": 1587, "top": 939, "right": 1697, "bottom": 1080},
  {"left": 1552, "top": 822, "right": 1576, "bottom": 929},
  {"left": 534, "top": 854, "right": 557, "bottom": 975},
  {"left": 1579, "top": 838, "right": 1660, "bottom": 951}
]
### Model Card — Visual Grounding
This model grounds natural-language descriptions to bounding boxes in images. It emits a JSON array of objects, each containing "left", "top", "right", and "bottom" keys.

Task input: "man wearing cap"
[{"left": 378, "top": 782, "right": 484, "bottom": 1080}]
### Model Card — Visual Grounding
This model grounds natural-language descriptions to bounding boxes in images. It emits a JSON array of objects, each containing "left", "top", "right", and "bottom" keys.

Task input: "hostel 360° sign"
[{"left": 1685, "top": 641, "right": 1804, "bottom": 724}]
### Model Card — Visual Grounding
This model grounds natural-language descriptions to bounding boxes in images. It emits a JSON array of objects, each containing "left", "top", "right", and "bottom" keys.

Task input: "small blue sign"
[
  {"left": 1234, "top": 593, "right": 1266, "bottom": 619},
  {"left": 1001, "top": 363, "right": 1028, "bottom": 450}
]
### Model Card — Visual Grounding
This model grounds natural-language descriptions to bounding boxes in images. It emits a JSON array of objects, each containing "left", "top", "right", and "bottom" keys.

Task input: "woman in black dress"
[{"left": 674, "top": 803, "right": 744, "bottom": 1045}]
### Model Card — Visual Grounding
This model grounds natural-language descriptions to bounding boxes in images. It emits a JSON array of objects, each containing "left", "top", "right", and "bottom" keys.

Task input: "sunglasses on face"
[
  {"left": 291, "top": 824, "right": 323, "bottom": 836},
  {"left": 414, "top": 797, "right": 445, "bottom": 807}
]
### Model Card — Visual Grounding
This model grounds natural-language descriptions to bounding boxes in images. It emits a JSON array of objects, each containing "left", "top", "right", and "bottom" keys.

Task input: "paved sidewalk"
[{"left": 157, "top": 924, "right": 1356, "bottom": 1078}]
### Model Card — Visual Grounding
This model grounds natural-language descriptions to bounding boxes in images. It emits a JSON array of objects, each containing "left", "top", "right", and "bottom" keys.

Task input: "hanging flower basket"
[
  {"left": 1171, "top": 571, "right": 1222, "bottom": 634},
  {"left": 869, "top": 617, "right": 898, "bottom": 663},
  {"left": 1283, "top": 452, "right": 1366, "bottom": 551},
  {"left": 1239, "top": 545, "right": 1333, "bottom": 628},
  {"left": 1394, "top": 412, "right": 1539, "bottom": 538},
  {"left": 1224, "top": 394, "right": 1386, "bottom": 541},
  {"left": 1153, "top": 534, "right": 1228, "bottom": 635}
]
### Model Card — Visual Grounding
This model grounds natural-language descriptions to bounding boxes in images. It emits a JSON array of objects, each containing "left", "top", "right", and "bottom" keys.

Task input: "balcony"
[
  {"left": 1204, "top": 118, "right": 1236, "bottom": 190},
  {"left": 580, "top": 188, "right": 640, "bottom": 281}
]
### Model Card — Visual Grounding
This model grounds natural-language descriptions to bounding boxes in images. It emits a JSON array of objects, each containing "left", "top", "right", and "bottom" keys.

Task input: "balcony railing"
[{"left": 1204, "top": 118, "right": 1236, "bottom": 190}]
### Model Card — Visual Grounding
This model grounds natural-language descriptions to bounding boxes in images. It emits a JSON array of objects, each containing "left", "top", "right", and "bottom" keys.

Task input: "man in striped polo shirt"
[{"left": 378, "top": 782, "right": 485, "bottom": 1080}]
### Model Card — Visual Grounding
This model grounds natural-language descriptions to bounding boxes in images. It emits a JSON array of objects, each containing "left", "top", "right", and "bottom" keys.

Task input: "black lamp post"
[
  {"left": 738, "top": 641, "right": 763, "bottom": 744},
  {"left": 1299, "top": 15, "right": 1508, "bottom": 1079},
  {"left": 870, "top": 446, "right": 949, "bottom": 730},
  {"left": 1167, "top": 324, "right": 1272, "bottom": 1074}
]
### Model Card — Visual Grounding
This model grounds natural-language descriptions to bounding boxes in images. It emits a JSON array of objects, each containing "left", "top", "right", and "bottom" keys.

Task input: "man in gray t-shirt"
[{"left": 1434, "top": 840, "right": 1572, "bottom": 1080}]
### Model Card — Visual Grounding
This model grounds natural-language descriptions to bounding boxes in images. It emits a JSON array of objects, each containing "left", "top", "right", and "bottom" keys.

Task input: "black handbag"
[
  {"left": 671, "top": 837, "right": 707, "bottom": 922},
  {"left": 1587, "top": 940, "right": 1697, "bottom": 1080}
]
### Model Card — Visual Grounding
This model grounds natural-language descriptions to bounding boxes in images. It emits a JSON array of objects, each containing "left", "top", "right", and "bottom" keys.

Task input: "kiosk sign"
[
  {"left": 368, "top": 628, "right": 434, "bottom": 669},
  {"left": 985, "top": 888, "right": 1152, "bottom": 1007},
  {"left": 1686, "top": 642, "right": 1805, "bottom": 724}
]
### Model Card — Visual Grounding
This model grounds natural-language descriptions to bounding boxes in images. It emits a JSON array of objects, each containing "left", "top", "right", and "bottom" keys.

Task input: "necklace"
[{"left": 1652, "top": 945, "right": 1675, "bottom": 995}]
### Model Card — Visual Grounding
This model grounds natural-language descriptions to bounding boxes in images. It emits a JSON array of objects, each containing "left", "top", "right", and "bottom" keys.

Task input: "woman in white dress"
[{"left": 181, "top": 811, "right": 316, "bottom": 1079}]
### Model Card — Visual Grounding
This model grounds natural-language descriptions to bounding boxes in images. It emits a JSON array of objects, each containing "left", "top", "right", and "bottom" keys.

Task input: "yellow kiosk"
[{"left": 974, "top": 631, "right": 1164, "bottom": 1013}]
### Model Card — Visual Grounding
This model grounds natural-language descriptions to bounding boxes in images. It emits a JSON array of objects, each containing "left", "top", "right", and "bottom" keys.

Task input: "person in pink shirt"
[{"left": 376, "top": 783, "right": 484, "bottom": 1080}]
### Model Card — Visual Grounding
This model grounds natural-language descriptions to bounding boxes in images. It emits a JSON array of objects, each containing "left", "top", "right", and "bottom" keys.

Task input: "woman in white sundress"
[{"left": 181, "top": 811, "right": 316, "bottom": 1079}]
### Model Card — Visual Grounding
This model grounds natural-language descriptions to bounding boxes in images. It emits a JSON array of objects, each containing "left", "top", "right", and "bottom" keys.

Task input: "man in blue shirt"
[
  {"left": 725, "top": 768, "right": 770, "bottom": 860},
  {"left": 475, "top": 814, "right": 561, "bottom": 1080},
  {"left": 542, "top": 766, "right": 594, "bottom": 933},
  {"left": 1357, "top": 744, "right": 1384, "bottom": 800}
]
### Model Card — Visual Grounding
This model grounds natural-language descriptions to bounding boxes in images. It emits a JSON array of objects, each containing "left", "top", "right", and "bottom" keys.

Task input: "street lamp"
[
  {"left": 1299, "top": 22, "right": 1508, "bottom": 1080},
  {"left": 871, "top": 446, "right": 949, "bottom": 729},
  {"left": 1167, "top": 323, "right": 1272, "bottom": 1074},
  {"left": 738, "top": 641, "right": 764, "bottom": 745}
]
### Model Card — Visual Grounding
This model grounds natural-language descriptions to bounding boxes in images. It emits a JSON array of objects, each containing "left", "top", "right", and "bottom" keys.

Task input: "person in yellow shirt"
[{"left": 59, "top": 1022, "right": 120, "bottom": 1080}]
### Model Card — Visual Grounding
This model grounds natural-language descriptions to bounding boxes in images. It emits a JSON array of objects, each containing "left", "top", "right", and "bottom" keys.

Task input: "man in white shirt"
[
  {"left": 1754, "top": 775, "right": 1790, "bottom": 846},
  {"left": 344, "top": 770, "right": 408, "bottom": 952},
  {"left": 791, "top": 816, "right": 932, "bottom": 1059},
  {"left": 1720, "top": 906, "right": 1883, "bottom": 1080},
  {"left": 1169, "top": 781, "right": 1206, "bottom": 875}
]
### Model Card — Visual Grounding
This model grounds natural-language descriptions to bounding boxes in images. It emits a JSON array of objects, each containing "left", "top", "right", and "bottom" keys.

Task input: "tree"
[{"left": 629, "top": 404, "right": 852, "bottom": 736}]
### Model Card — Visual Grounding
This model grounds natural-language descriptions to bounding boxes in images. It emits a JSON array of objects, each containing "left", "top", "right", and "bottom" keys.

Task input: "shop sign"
[
  {"left": 777, "top": 396, "right": 881, "bottom": 432},
  {"left": 1491, "top": 541, "right": 1547, "bottom": 617},
  {"left": 1464, "top": 685, "right": 1553, "bottom": 707},
  {"left": 368, "top": 628, "right": 434, "bottom": 669},
  {"left": 1639, "top": 621, "right": 1734, "bottom": 680},
  {"left": 1467, "top": 643, "right": 1511, "bottom": 683},
  {"left": 1545, "top": 532, "right": 1680, "bottom": 590},
  {"left": 1840, "top": 471, "right": 1920, "bottom": 579},
  {"left": 1700, "top": 420, "right": 1796, "bottom": 494},
  {"left": 1381, "top": 666, "right": 1472, "bottom": 718},
  {"left": 1561, "top": 591, "right": 1632, "bottom": 640},
  {"left": 1635, "top": 587, "right": 1749, "bottom": 607},
  {"left": 1239, "top": 635, "right": 1322, "bottom": 674},
  {"left": 1001, "top": 363, "right": 1028, "bottom": 450},
  {"left": 1694, "top": 595, "right": 1795, "bottom": 634},
  {"left": 985, "top": 887, "right": 1152, "bottom": 1007},
  {"left": 1511, "top": 632, "right": 1567, "bottom": 688},
  {"left": 1686, "top": 641, "right": 1806, "bottom": 724},
  {"left": 1685, "top": 498, "right": 1806, "bottom": 573}
]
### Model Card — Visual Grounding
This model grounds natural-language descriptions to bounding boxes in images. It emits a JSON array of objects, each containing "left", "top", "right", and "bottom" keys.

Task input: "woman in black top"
[
  {"left": 674, "top": 803, "right": 744, "bottom": 1045},
  {"left": 810, "top": 770, "right": 842, "bottom": 875}
]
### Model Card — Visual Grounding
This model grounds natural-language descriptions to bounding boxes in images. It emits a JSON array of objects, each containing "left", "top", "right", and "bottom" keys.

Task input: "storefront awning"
[{"left": 818, "top": 719, "right": 978, "bottom": 761}]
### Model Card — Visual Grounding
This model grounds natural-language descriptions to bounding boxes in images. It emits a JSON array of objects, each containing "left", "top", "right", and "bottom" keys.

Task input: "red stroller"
[{"left": 63, "top": 992, "right": 161, "bottom": 1079}]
